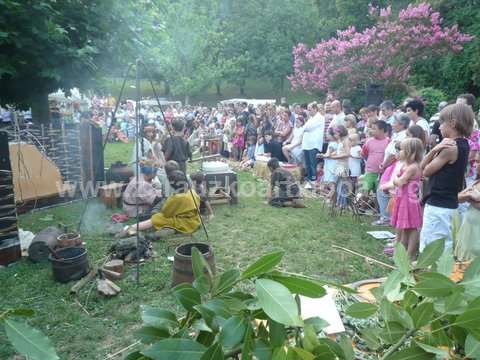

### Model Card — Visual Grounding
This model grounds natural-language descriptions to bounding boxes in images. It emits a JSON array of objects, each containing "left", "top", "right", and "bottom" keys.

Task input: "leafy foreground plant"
[
  {"left": 346, "top": 239, "right": 480, "bottom": 359},
  {"left": 127, "top": 249, "right": 356, "bottom": 360},
  {"left": 0, "top": 308, "right": 59, "bottom": 360}
]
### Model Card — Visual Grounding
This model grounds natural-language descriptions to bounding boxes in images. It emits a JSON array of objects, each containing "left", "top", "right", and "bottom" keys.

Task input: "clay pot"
[{"left": 57, "top": 232, "right": 82, "bottom": 248}]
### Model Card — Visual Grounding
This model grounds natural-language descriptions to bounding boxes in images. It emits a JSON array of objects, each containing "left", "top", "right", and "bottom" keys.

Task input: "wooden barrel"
[{"left": 172, "top": 243, "right": 215, "bottom": 287}]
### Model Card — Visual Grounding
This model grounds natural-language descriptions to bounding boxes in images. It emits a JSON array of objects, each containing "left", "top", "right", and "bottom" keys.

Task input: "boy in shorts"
[{"left": 360, "top": 120, "right": 390, "bottom": 193}]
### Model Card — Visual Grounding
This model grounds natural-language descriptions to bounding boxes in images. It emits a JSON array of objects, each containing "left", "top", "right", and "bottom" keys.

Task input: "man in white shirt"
[
  {"left": 406, "top": 99, "right": 429, "bottom": 136},
  {"left": 329, "top": 100, "right": 345, "bottom": 129},
  {"left": 302, "top": 102, "right": 325, "bottom": 187}
]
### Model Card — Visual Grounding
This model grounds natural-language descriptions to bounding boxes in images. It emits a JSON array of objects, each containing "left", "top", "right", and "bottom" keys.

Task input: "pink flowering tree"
[{"left": 289, "top": 3, "right": 473, "bottom": 98}]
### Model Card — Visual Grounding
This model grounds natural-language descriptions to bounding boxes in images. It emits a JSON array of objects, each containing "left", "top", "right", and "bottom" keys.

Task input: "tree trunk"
[
  {"left": 31, "top": 92, "right": 50, "bottom": 124},
  {"left": 240, "top": 86, "right": 245, "bottom": 96},
  {"left": 164, "top": 81, "right": 170, "bottom": 96},
  {"left": 280, "top": 76, "right": 285, "bottom": 92},
  {"left": 215, "top": 82, "right": 222, "bottom": 96},
  {"left": 184, "top": 94, "right": 190, "bottom": 105}
]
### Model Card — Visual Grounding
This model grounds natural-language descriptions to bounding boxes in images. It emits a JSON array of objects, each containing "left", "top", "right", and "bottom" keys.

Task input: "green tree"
[
  {"left": 411, "top": 0, "right": 480, "bottom": 98},
  {"left": 0, "top": 0, "right": 123, "bottom": 122}
]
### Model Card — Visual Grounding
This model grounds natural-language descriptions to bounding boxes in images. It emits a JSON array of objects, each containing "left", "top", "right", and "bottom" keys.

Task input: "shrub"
[{"left": 416, "top": 87, "right": 447, "bottom": 120}]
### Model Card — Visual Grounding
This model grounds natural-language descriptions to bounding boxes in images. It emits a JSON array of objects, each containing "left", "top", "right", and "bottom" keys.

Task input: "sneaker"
[
  {"left": 371, "top": 218, "right": 390, "bottom": 226},
  {"left": 304, "top": 182, "right": 313, "bottom": 190},
  {"left": 383, "top": 246, "right": 394, "bottom": 256}
]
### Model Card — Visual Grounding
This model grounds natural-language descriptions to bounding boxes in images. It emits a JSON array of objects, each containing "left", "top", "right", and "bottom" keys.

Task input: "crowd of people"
[
  {"left": 3, "top": 90, "right": 479, "bottom": 262},
  {"left": 125, "top": 94, "right": 479, "bottom": 262}
]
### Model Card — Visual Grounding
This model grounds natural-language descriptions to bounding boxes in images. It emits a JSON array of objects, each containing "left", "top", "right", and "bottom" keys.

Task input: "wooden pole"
[{"left": 331, "top": 245, "right": 395, "bottom": 270}]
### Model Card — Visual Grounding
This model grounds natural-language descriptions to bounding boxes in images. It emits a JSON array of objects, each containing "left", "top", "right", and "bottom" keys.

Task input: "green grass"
[
  {"left": 104, "top": 142, "right": 134, "bottom": 168},
  {"left": 0, "top": 143, "right": 391, "bottom": 359}
]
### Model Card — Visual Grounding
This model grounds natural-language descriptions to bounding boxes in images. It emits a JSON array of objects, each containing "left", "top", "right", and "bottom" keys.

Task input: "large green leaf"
[
  {"left": 4, "top": 319, "right": 59, "bottom": 360},
  {"left": 192, "top": 319, "right": 212, "bottom": 333},
  {"left": 412, "top": 302, "right": 434, "bottom": 329},
  {"left": 142, "top": 339, "right": 206, "bottom": 360},
  {"left": 255, "top": 279, "right": 303, "bottom": 327},
  {"left": 191, "top": 247, "right": 213, "bottom": 280},
  {"left": 312, "top": 344, "right": 336, "bottom": 359},
  {"left": 303, "top": 325, "right": 320, "bottom": 352},
  {"left": 464, "top": 257, "right": 480, "bottom": 282},
  {"left": 414, "top": 273, "right": 455, "bottom": 298},
  {"left": 384, "top": 345, "right": 434, "bottom": 360},
  {"left": 416, "top": 239, "right": 445, "bottom": 269},
  {"left": 219, "top": 315, "right": 247, "bottom": 349},
  {"left": 193, "top": 305, "right": 216, "bottom": 329},
  {"left": 380, "top": 299, "right": 414, "bottom": 329},
  {"left": 414, "top": 342, "right": 449, "bottom": 357},
  {"left": 379, "top": 322, "right": 405, "bottom": 344},
  {"left": 316, "top": 338, "right": 345, "bottom": 359},
  {"left": 203, "top": 299, "right": 231, "bottom": 318},
  {"left": 214, "top": 269, "right": 240, "bottom": 295},
  {"left": 461, "top": 258, "right": 480, "bottom": 298},
  {"left": 124, "top": 351, "right": 150, "bottom": 360},
  {"left": 134, "top": 326, "right": 170, "bottom": 344},
  {"left": 173, "top": 283, "right": 201, "bottom": 311},
  {"left": 465, "top": 334, "right": 480, "bottom": 359},
  {"left": 272, "top": 347, "right": 288, "bottom": 360},
  {"left": 140, "top": 306, "right": 178, "bottom": 330},
  {"left": 269, "top": 320, "right": 286, "bottom": 348},
  {"left": 200, "top": 342, "right": 224, "bottom": 360},
  {"left": 394, "top": 242, "right": 411, "bottom": 276},
  {"left": 242, "top": 251, "right": 284, "bottom": 279},
  {"left": 242, "top": 324, "right": 255, "bottom": 360},
  {"left": 193, "top": 274, "right": 211, "bottom": 295},
  {"left": 266, "top": 272, "right": 327, "bottom": 298},
  {"left": 436, "top": 249, "right": 454, "bottom": 277},
  {"left": 345, "top": 302, "right": 378, "bottom": 318},
  {"left": 254, "top": 340, "right": 272, "bottom": 360},
  {"left": 290, "top": 347, "right": 315, "bottom": 360},
  {"left": 361, "top": 328, "right": 381, "bottom": 350},
  {"left": 339, "top": 336, "right": 354, "bottom": 360},
  {"left": 304, "top": 317, "right": 329, "bottom": 333},
  {"left": 383, "top": 270, "right": 404, "bottom": 301},
  {"left": 454, "top": 309, "right": 480, "bottom": 331}
]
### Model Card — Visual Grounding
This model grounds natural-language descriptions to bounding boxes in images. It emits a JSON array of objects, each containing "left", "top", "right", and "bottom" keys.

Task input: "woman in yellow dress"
[{"left": 120, "top": 170, "right": 201, "bottom": 236}]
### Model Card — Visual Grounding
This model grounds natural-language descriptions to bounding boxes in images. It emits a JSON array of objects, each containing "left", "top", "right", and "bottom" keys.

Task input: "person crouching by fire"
[{"left": 122, "top": 160, "right": 164, "bottom": 220}]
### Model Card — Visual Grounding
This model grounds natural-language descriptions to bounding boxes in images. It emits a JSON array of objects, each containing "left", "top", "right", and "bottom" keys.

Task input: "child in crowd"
[
  {"left": 239, "top": 136, "right": 257, "bottom": 169},
  {"left": 231, "top": 118, "right": 245, "bottom": 161},
  {"left": 190, "top": 172, "right": 214, "bottom": 221},
  {"left": 365, "top": 105, "right": 379, "bottom": 137},
  {"left": 420, "top": 103, "right": 474, "bottom": 252},
  {"left": 282, "top": 115, "right": 305, "bottom": 163},
  {"left": 382, "top": 138, "right": 424, "bottom": 260},
  {"left": 331, "top": 126, "right": 350, "bottom": 208},
  {"left": 266, "top": 158, "right": 305, "bottom": 208},
  {"left": 263, "top": 130, "right": 286, "bottom": 161},
  {"left": 360, "top": 120, "right": 390, "bottom": 194},
  {"left": 357, "top": 107, "right": 368, "bottom": 133},
  {"left": 163, "top": 119, "right": 192, "bottom": 174},
  {"left": 348, "top": 134, "right": 362, "bottom": 190},
  {"left": 318, "top": 128, "right": 338, "bottom": 198},
  {"left": 345, "top": 114, "right": 358, "bottom": 136},
  {"left": 407, "top": 124, "right": 427, "bottom": 147}
]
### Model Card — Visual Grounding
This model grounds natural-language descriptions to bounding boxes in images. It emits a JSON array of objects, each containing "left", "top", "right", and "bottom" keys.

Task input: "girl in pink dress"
[
  {"left": 231, "top": 119, "right": 245, "bottom": 161},
  {"left": 383, "top": 138, "right": 424, "bottom": 260}
]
